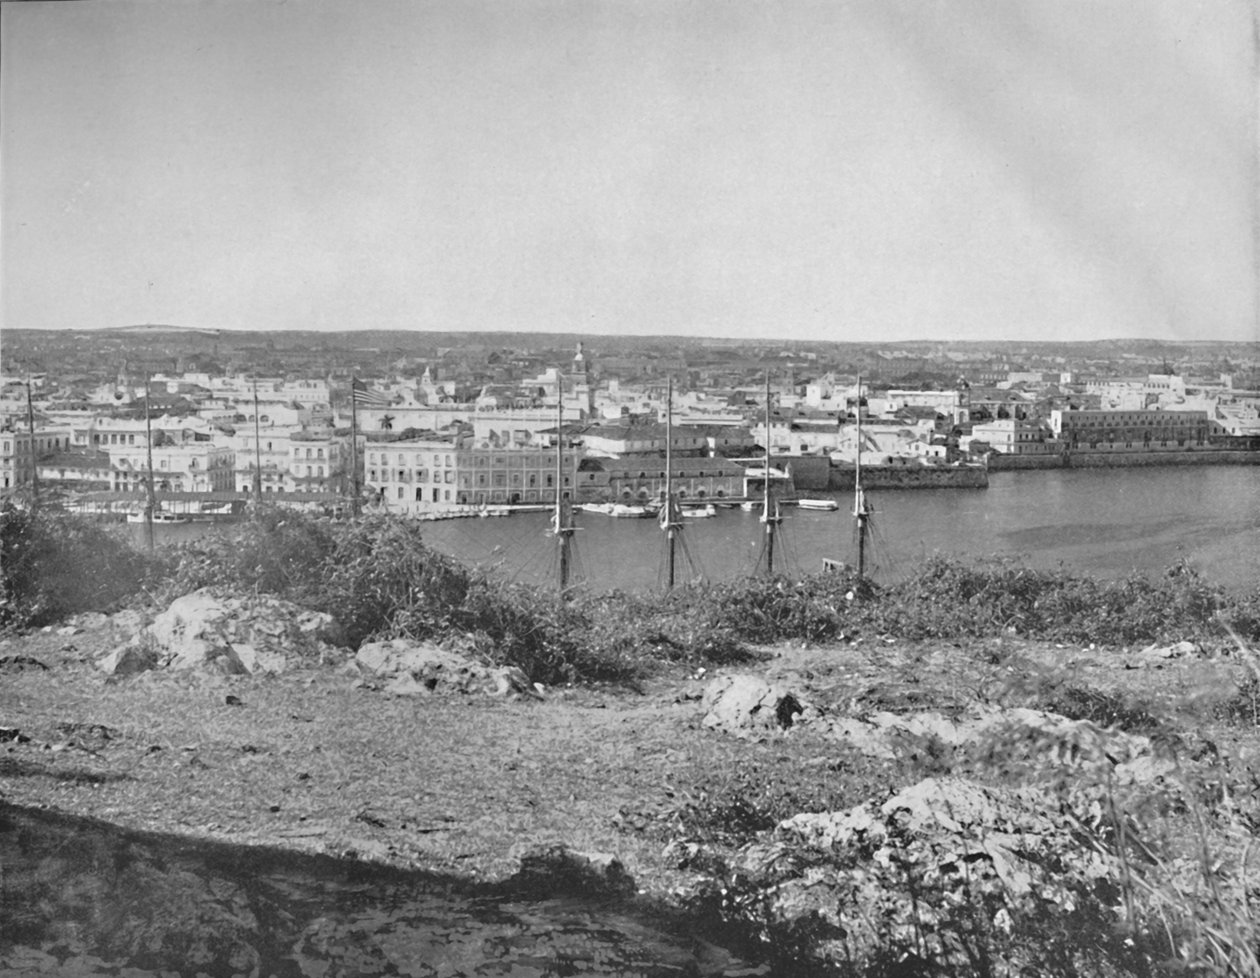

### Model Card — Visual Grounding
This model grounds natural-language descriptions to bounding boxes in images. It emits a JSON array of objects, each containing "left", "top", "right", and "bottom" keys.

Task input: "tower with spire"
[{"left": 571, "top": 341, "right": 595, "bottom": 418}]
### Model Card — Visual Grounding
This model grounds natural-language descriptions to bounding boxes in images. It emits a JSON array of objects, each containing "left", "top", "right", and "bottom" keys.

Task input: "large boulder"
[
  {"left": 125, "top": 588, "right": 346, "bottom": 676},
  {"left": 700, "top": 674, "right": 807, "bottom": 736},
  {"left": 355, "top": 639, "right": 542, "bottom": 698}
]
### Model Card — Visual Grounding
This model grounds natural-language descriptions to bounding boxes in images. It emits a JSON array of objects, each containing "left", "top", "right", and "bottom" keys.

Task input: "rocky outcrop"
[
  {"left": 353, "top": 638, "right": 543, "bottom": 699},
  {"left": 98, "top": 589, "right": 347, "bottom": 677},
  {"left": 726, "top": 776, "right": 1127, "bottom": 975},
  {"left": 814, "top": 704, "right": 1163, "bottom": 780}
]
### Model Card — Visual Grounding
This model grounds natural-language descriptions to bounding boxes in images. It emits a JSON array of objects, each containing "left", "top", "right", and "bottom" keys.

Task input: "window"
[{"left": 397, "top": 486, "right": 404, "bottom": 499}]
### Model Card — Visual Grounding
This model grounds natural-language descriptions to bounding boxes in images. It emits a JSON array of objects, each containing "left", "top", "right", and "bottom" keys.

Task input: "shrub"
[{"left": 0, "top": 503, "right": 167, "bottom": 630}]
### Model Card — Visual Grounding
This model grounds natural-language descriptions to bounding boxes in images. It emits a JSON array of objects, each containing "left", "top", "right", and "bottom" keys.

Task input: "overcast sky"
[{"left": 1, "top": 0, "right": 1255, "bottom": 343}]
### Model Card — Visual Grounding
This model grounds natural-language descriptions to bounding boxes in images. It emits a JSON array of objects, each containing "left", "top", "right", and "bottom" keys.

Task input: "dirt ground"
[{"left": 1, "top": 620, "right": 1254, "bottom": 905}]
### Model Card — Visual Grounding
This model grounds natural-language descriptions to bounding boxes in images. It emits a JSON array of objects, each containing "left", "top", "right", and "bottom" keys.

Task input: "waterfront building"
[
  {"left": 577, "top": 456, "right": 746, "bottom": 504},
  {"left": 368, "top": 438, "right": 574, "bottom": 513},
  {"left": 287, "top": 429, "right": 353, "bottom": 494},
  {"left": 35, "top": 450, "right": 113, "bottom": 492},
  {"left": 108, "top": 441, "right": 235, "bottom": 493},
  {"left": 1, "top": 426, "right": 75, "bottom": 490},
  {"left": 1049, "top": 408, "right": 1213, "bottom": 450},
  {"left": 968, "top": 418, "right": 1061, "bottom": 456}
]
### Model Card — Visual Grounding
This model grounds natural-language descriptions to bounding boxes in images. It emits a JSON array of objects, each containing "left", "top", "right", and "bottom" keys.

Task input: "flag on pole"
[{"left": 351, "top": 378, "right": 391, "bottom": 407}]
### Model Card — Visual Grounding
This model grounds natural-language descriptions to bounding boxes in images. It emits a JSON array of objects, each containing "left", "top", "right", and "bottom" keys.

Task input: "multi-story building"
[
  {"left": 1, "top": 426, "right": 75, "bottom": 490},
  {"left": 36, "top": 451, "right": 113, "bottom": 492},
  {"left": 367, "top": 439, "right": 574, "bottom": 513},
  {"left": 108, "top": 442, "right": 235, "bottom": 493},
  {"left": 1049, "top": 409, "right": 1213, "bottom": 451},
  {"left": 576, "top": 456, "right": 746, "bottom": 505},
  {"left": 286, "top": 429, "right": 351, "bottom": 494},
  {"left": 968, "top": 418, "right": 1061, "bottom": 456}
]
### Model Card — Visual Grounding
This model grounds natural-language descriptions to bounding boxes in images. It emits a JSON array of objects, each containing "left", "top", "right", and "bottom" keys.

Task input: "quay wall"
[
  {"left": 826, "top": 464, "right": 988, "bottom": 491},
  {"left": 989, "top": 450, "right": 1260, "bottom": 471}
]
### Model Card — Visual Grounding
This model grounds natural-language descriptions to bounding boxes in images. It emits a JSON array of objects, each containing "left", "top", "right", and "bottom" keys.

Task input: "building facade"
[{"left": 1049, "top": 409, "right": 1213, "bottom": 450}]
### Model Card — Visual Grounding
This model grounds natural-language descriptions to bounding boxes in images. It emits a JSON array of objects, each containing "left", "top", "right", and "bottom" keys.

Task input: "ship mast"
[
  {"left": 553, "top": 375, "right": 574, "bottom": 594},
  {"left": 761, "top": 373, "right": 781, "bottom": 575},
  {"left": 854, "top": 374, "right": 870, "bottom": 583},
  {"left": 143, "top": 374, "right": 156, "bottom": 551},
  {"left": 661, "top": 376, "right": 681, "bottom": 589}
]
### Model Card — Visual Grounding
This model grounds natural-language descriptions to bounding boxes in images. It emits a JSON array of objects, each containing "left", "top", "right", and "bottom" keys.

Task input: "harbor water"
[{"left": 127, "top": 465, "right": 1260, "bottom": 592}]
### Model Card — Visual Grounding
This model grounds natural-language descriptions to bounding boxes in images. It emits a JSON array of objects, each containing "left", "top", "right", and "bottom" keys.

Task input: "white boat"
[
  {"left": 797, "top": 498, "right": 840, "bottom": 511},
  {"left": 740, "top": 500, "right": 756, "bottom": 512},
  {"left": 610, "top": 503, "right": 651, "bottom": 518},
  {"left": 127, "top": 509, "right": 190, "bottom": 524},
  {"left": 681, "top": 503, "right": 717, "bottom": 518}
]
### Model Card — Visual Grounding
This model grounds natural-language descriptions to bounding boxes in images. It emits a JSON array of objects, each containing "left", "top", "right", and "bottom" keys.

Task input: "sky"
[{"left": 1, "top": 0, "right": 1256, "bottom": 344}]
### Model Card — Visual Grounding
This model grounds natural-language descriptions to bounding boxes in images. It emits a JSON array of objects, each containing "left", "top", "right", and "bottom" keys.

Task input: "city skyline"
[{"left": 2, "top": 0, "right": 1255, "bottom": 344}]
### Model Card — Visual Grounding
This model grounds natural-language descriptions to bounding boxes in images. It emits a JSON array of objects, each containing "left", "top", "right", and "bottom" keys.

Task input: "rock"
[
  {"left": 231, "top": 643, "right": 287, "bottom": 675},
  {"left": 491, "top": 666, "right": 544, "bottom": 699},
  {"left": 355, "top": 639, "right": 497, "bottom": 695},
  {"left": 1135, "top": 640, "right": 1200, "bottom": 664},
  {"left": 384, "top": 674, "right": 435, "bottom": 696},
  {"left": 143, "top": 587, "right": 346, "bottom": 674},
  {"left": 109, "top": 608, "right": 146, "bottom": 635},
  {"left": 726, "top": 777, "right": 1124, "bottom": 973},
  {"left": 56, "top": 625, "right": 80, "bottom": 637},
  {"left": 168, "top": 638, "right": 247, "bottom": 675},
  {"left": 98, "top": 642, "right": 158, "bottom": 677},
  {"left": 700, "top": 675, "right": 806, "bottom": 736},
  {"left": 817, "top": 704, "right": 1152, "bottom": 772},
  {"left": 73, "top": 612, "right": 110, "bottom": 630},
  {"left": 338, "top": 837, "right": 392, "bottom": 863}
]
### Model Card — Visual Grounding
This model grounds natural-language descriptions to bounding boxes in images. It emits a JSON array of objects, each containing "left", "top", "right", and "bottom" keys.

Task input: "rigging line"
[
  {"left": 675, "top": 531, "right": 707, "bottom": 583},
  {"left": 505, "top": 537, "right": 546, "bottom": 580}
]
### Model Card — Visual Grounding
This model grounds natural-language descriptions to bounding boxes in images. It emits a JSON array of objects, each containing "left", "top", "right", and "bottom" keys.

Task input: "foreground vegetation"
[
  {"left": 4, "top": 504, "right": 1258, "bottom": 680},
  {"left": 3, "top": 503, "right": 1260, "bottom": 976}
]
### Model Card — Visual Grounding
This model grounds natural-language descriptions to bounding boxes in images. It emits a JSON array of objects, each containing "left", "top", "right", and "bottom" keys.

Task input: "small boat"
[
  {"left": 610, "top": 503, "right": 651, "bottom": 518},
  {"left": 740, "top": 500, "right": 756, "bottom": 512},
  {"left": 797, "top": 498, "right": 840, "bottom": 511},
  {"left": 127, "top": 509, "right": 190, "bottom": 524},
  {"left": 682, "top": 503, "right": 717, "bottom": 518}
]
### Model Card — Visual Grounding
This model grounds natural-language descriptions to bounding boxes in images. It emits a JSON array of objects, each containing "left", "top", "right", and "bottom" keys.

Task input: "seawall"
[
  {"left": 988, "top": 450, "right": 1260, "bottom": 471},
  {"left": 826, "top": 464, "right": 989, "bottom": 491}
]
